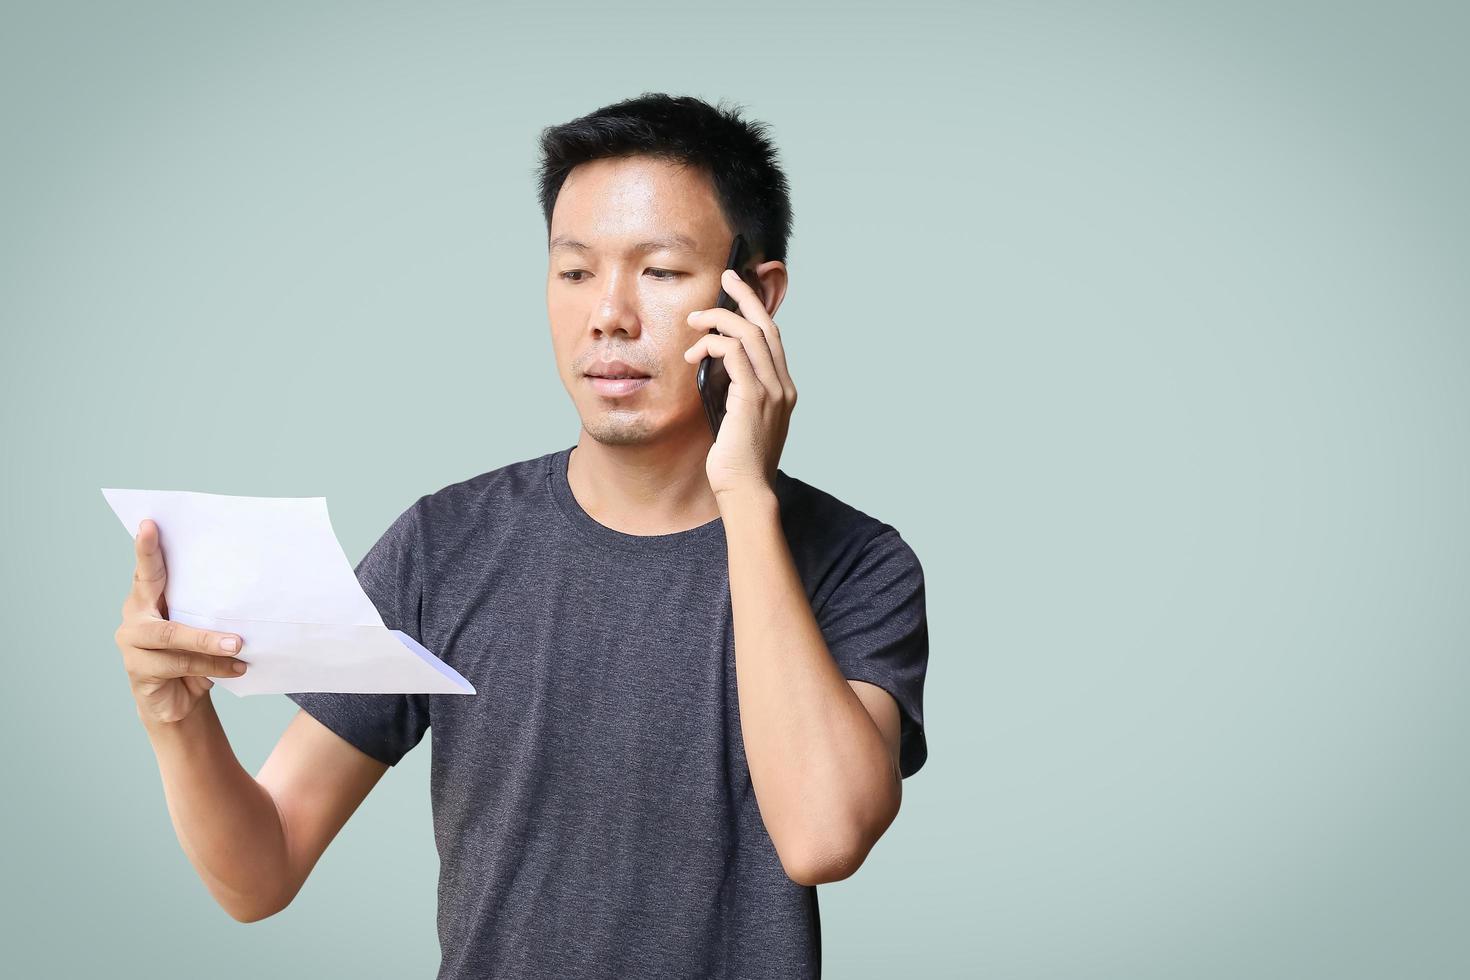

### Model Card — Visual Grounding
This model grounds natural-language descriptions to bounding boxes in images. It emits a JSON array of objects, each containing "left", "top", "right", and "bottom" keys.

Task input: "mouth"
[
  {"left": 585, "top": 375, "right": 652, "bottom": 397},
  {"left": 583, "top": 357, "right": 652, "bottom": 397}
]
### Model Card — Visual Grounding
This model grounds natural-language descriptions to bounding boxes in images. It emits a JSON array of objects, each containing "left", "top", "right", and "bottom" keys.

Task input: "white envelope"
[{"left": 102, "top": 487, "right": 475, "bottom": 697}]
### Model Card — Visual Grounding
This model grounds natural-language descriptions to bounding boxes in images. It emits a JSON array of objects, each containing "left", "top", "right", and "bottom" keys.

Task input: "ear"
[{"left": 748, "top": 259, "right": 789, "bottom": 319}]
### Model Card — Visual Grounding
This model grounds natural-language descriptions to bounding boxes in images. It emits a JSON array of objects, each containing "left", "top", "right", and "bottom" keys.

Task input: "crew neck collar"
[{"left": 545, "top": 445, "right": 728, "bottom": 555}]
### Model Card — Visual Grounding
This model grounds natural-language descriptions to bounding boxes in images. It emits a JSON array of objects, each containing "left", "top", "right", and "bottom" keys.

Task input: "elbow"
[
  {"left": 779, "top": 829, "right": 875, "bottom": 887},
  {"left": 220, "top": 877, "right": 297, "bottom": 924},
  {"left": 225, "top": 895, "right": 289, "bottom": 924},
  {"left": 779, "top": 791, "right": 902, "bottom": 887}
]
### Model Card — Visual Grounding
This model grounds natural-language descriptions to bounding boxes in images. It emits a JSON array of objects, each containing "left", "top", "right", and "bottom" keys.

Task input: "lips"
[{"left": 584, "top": 358, "right": 651, "bottom": 380}]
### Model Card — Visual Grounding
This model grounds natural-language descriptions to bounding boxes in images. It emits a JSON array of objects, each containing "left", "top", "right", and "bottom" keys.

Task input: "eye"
[
  {"left": 559, "top": 270, "right": 589, "bottom": 282},
  {"left": 646, "top": 268, "right": 682, "bottom": 280}
]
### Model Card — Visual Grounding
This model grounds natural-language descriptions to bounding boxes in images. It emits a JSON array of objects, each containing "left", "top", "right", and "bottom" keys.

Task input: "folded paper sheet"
[{"left": 101, "top": 488, "right": 475, "bottom": 697}]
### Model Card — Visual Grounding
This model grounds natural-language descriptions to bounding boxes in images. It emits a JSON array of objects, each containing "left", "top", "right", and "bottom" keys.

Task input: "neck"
[{"left": 566, "top": 427, "right": 721, "bottom": 536}]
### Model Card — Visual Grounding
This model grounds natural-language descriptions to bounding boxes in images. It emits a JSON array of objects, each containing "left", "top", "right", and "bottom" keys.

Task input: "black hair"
[{"left": 536, "top": 92, "right": 793, "bottom": 263}]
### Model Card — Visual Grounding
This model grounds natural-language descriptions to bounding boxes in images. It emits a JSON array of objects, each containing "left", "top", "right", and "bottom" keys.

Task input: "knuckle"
[
  {"left": 126, "top": 652, "right": 152, "bottom": 682},
  {"left": 159, "top": 619, "right": 178, "bottom": 650},
  {"left": 171, "top": 652, "right": 191, "bottom": 677}
]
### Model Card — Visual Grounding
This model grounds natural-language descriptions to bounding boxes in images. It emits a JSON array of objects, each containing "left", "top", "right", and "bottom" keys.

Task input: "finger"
[
  {"left": 135, "top": 648, "right": 249, "bottom": 679},
  {"left": 713, "top": 269, "right": 796, "bottom": 399},
  {"left": 758, "top": 318, "right": 795, "bottom": 403},
  {"left": 686, "top": 310, "right": 783, "bottom": 401},
  {"left": 130, "top": 519, "right": 168, "bottom": 611},
  {"left": 684, "top": 334, "right": 764, "bottom": 406},
  {"left": 720, "top": 268, "right": 776, "bottom": 330},
  {"left": 131, "top": 618, "right": 244, "bottom": 657}
]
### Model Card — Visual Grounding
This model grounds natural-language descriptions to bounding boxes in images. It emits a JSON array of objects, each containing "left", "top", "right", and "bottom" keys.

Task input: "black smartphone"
[{"left": 696, "top": 233, "right": 752, "bottom": 439}]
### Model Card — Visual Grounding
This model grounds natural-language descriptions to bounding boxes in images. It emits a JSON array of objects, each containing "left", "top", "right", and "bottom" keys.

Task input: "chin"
[{"left": 581, "top": 413, "right": 659, "bottom": 446}]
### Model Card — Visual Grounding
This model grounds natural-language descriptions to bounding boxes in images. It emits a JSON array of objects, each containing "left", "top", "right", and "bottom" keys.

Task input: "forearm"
[
  {"left": 720, "top": 489, "right": 899, "bottom": 878},
  {"left": 142, "top": 695, "right": 293, "bottom": 921}
]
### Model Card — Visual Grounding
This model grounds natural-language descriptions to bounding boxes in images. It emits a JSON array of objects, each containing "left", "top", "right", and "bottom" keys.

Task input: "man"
[{"left": 114, "top": 92, "right": 929, "bottom": 979}]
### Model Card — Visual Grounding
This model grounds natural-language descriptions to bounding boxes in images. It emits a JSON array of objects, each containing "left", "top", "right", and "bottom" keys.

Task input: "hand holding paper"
[{"left": 102, "top": 488, "right": 475, "bottom": 697}]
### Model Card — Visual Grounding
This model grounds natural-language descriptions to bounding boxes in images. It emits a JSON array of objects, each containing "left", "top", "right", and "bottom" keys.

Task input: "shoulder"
[
  {"left": 370, "top": 449, "right": 563, "bottom": 569},
  {"left": 773, "top": 468, "right": 921, "bottom": 587},
  {"left": 410, "top": 447, "right": 561, "bottom": 528}
]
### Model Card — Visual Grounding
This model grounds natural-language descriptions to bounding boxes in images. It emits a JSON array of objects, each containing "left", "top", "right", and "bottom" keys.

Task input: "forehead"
[{"left": 549, "top": 155, "right": 732, "bottom": 253}]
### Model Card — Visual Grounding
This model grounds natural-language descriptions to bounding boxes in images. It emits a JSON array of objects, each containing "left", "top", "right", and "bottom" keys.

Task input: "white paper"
[{"left": 101, "top": 487, "right": 475, "bottom": 697}]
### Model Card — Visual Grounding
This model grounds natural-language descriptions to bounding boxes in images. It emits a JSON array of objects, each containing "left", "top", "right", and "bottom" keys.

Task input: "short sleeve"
[
  {"left": 817, "top": 527, "right": 930, "bottom": 778},
  {"left": 285, "top": 499, "right": 431, "bottom": 767}
]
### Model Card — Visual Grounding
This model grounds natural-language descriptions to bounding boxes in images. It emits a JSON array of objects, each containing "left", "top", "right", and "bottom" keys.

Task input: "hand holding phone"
[{"left": 696, "top": 233, "right": 752, "bottom": 439}]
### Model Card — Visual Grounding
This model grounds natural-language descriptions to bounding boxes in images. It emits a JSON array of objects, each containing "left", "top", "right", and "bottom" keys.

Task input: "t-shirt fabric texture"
[{"left": 287, "top": 445, "right": 930, "bottom": 979}]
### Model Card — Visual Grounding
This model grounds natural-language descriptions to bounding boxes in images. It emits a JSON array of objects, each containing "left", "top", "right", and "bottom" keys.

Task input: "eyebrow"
[{"left": 549, "top": 233, "right": 700, "bottom": 255}]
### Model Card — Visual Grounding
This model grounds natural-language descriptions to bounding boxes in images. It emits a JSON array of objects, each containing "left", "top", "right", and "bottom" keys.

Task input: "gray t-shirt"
[{"left": 288, "top": 445, "right": 929, "bottom": 979}]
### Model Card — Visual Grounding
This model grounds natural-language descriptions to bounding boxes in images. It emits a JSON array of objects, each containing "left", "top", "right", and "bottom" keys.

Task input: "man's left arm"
[
  {"left": 686, "top": 265, "right": 920, "bottom": 887},
  {"left": 720, "top": 489, "right": 904, "bottom": 887}
]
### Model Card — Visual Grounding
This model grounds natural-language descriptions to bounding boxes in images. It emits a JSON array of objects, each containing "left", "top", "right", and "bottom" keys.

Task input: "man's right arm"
[
  {"left": 120, "top": 517, "right": 391, "bottom": 921},
  {"left": 144, "top": 698, "right": 388, "bottom": 922}
]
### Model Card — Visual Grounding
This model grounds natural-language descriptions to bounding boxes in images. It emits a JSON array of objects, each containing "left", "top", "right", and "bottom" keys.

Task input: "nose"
[{"left": 588, "top": 268, "right": 641, "bottom": 340}]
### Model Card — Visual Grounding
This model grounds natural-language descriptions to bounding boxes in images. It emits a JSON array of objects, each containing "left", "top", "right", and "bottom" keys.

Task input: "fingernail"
[
  {"left": 221, "top": 636, "right": 240, "bottom": 652},
  {"left": 233, "top": 662, "right": 247, "bottom": 673}
]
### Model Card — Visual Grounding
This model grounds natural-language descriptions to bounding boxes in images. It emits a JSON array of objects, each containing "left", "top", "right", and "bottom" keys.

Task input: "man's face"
[{"left": 546, "top": 154, "right": 738, "bottom": 449}]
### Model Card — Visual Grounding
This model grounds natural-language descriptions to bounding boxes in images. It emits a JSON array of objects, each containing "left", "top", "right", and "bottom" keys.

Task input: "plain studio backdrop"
[{"left": 3, "top": 1, "right": 1466, "bottom": 977}]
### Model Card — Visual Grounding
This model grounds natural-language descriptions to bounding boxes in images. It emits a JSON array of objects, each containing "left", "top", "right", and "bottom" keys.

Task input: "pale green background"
[{"left": 2, "top": 0, "right": 1466, "bottom": 976}]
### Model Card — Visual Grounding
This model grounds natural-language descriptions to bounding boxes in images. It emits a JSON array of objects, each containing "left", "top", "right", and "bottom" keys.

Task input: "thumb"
[{"left": 132, "top": 518, "right": 169, "bottom": 613}]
